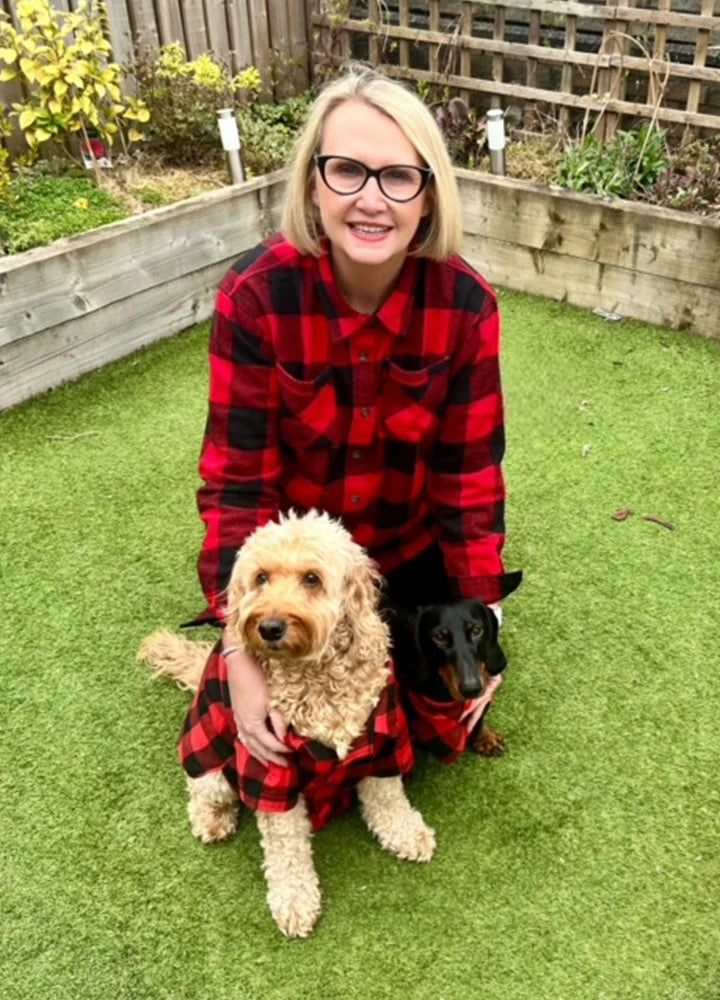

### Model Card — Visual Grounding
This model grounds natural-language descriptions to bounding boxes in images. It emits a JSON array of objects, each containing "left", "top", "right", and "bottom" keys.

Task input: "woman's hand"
[
  {"left": 223, "top": 644, "right": 290, "bottom": 767},
  {"left": 460, "top": 673, "right": 503, "bottom": 732}
]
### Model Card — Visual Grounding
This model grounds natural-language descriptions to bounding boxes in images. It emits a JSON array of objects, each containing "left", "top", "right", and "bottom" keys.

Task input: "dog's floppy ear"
[
  {"left": 471, "top": 600, "right": 507, "bottom": 675},
  {"left": 223, "top": 554, "right": 246, "bottom": 642},
  {"left": 343, "top": 547, "right": 383, "bottom": 619},
  {"left": 499, "top": 570, "right": 523, "bottom": 599}
]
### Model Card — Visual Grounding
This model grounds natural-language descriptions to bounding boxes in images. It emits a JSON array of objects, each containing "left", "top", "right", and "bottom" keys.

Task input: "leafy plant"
[
  {"left": 0, "top": 0, "right": 149, "bottom": 179},
  {"left": 557, "top": 124, "right": 669, "bottom": 199},
  {"left": 0, "top": 172, "right": 127, "bottom": 253},
  {"left": 128, "top": 44, "right": 260, "bottom": 167},
  {"left": 434, "top": 97, "right": 487, "bottom": 168},
  {"left": 644, "top": 136, "right": 720, "bottom": 216}
]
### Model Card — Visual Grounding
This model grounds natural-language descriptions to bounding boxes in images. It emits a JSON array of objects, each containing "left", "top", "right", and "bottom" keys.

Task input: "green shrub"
[
  {"left": 557, "top": 124, "right": 669, "bottom": 199},
  {"left": 0, "top": 173, "right": 127, "bottom": 253}
]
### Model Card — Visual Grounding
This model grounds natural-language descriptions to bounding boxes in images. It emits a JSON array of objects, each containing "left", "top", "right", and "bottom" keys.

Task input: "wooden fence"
[
  {"left": 0, "top": 0, "right": 312, "bottom": 97},
  {"left": 313, "top": 1, "right": 720, "bottom": 139}
]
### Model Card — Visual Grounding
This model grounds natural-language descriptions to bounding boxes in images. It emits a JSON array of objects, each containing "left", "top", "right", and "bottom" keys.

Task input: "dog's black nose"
[
  {"left": 259, "top": 618, "right": 287, "bottom": 642},
  {"left": 460, "top": 679, "right": 482, "bottom": 698}
]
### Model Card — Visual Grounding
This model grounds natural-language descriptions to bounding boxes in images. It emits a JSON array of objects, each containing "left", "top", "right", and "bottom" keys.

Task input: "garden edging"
[{"left": 1, "top": 167, "right": 718, "bottom": 411}]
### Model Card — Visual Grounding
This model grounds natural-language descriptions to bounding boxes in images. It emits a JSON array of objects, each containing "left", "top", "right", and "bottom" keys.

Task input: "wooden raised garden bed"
[{"left": 1, "top": 167, "right": 718, "bottom": 412}]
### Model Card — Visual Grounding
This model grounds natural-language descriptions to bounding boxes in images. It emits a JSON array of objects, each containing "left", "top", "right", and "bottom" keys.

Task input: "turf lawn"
[{"left": 1, "top": 289, "right": 718, "bottom": 1000}]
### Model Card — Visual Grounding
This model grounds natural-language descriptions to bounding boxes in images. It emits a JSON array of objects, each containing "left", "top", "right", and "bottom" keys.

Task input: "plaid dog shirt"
[
  {"left": 403, "top": 689, "right": 474, "bottom": 765},
  {"left": 179, "top": 644, "right": 415, "bottom": 832}
]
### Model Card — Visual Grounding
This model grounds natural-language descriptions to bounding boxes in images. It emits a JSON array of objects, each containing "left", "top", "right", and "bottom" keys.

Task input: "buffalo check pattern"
[
  {"left": 403, "top": 689, "right": 475, "bottom": 764},
  {"left": 193, "top": 235, "right": 506, "bottom": 625},
  {"left": 179, "top": 644, "right": 416, "bottom": 832}
]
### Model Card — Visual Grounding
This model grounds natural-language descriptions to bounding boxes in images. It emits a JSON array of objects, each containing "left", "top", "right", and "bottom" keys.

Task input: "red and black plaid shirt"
[
  {"left": 194, "top": 235, "right": 506, "bottom": 624},
  {"left": 179, "top": 644, "right": 415, "bottom": 831}
]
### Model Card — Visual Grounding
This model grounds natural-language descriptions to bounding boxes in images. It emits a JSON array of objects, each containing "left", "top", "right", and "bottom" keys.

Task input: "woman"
[{"left": 191, "top": 68, "right": 508, "bottom": 765}]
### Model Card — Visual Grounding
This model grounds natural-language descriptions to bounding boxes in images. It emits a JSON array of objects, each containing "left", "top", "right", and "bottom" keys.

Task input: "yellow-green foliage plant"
[{"left": 0, "top": 0, "right": 150, "bottom": 181}]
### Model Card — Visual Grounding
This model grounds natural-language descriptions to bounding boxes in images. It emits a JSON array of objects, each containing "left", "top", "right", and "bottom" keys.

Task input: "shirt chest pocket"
[
  {"left": 381, "top": 357, "right": 451, "bottom": 444},
  {"left": 277, "top": 365, "right": 342, "bottom": 450}
]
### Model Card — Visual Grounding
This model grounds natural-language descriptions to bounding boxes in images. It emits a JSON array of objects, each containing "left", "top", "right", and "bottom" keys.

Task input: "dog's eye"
[
  {"left": 255, "top": 571, "right": 269, "bottom": 586},
  {"left": 302, "top": 571, "right": 322, "bottom": 588},
  {"left": 467, "top": 622, "right": 484, "bottom": 638},
  {"left": 431, "top": 627, "right": 450, "bottom": 645}
]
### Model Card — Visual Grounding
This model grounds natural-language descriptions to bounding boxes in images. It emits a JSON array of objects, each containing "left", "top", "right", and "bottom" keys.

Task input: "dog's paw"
[
  {"left": 378, "top": 809, "right": 436, "bottom": 863},
  {"left": 268, "top": 881, "right": 322, "bottom": 939},
  {"left": 471, "top": 723, "right": 506, "bottom": 757},
  {"left": 188, "top": 799, "right": 239, "bottom": 843}
]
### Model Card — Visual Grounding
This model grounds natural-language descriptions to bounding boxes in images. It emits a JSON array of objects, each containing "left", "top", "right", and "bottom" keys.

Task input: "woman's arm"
[{"left": 427, "top": 287, "right": 507, "bottom": 605}]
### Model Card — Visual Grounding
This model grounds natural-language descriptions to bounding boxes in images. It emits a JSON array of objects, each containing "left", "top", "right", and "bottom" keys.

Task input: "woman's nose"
[{"left": 355, "top": 175, "right": 387, "bottom": 208}]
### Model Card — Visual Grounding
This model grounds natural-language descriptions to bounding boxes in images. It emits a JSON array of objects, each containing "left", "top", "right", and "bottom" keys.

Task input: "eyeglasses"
[{"left": 314, "top": 154, "right": 433, "bottom": 203}]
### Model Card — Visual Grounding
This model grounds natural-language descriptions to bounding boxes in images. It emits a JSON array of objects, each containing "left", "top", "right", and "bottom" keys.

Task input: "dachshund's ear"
[
  {"left": 499, "top": 570, "right": 523, "bottom": 599},
  {"left": 473, "top": 601, "right": 507, "bottom": 675}
]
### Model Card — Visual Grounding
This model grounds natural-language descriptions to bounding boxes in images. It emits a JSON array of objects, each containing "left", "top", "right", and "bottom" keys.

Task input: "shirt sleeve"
[
  {"left": 426, "top": 289, "right": 507, "bottom": 604},
  {"left": 194, "top": 271, "right": 283, "bottom": 624}
]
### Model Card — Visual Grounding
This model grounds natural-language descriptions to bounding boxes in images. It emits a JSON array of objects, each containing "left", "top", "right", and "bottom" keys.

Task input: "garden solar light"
[
  {"left": 486, "top": 108, "right": 506, "bottom": 176},
  {"left": 217, "top": 108, "right": 244, "bottom": 184}
]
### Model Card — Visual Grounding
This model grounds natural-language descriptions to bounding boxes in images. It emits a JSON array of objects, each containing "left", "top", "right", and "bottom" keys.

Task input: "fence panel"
[{"left": 310, "top": 0, "right": 720, "bottom": 134}]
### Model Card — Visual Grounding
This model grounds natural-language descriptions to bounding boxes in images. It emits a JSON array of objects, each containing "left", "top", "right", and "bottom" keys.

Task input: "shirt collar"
[{"left": 315, "top": 243, "right": 419, "bottom": 342}]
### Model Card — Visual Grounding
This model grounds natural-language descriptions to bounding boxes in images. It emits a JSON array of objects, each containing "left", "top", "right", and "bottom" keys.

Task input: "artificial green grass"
[{"left": 1, "top": 291, "right": 718, "bottom": 1000}]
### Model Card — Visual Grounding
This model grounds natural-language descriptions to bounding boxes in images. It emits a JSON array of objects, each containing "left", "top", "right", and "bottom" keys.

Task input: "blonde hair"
[{"left": 281, "top": 68, "right": 462, "bottom": 260}]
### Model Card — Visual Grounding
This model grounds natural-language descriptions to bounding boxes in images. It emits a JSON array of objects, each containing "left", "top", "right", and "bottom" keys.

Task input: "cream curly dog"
[{"left": 139, "top": 511, "right": 435, "bottom": 938}]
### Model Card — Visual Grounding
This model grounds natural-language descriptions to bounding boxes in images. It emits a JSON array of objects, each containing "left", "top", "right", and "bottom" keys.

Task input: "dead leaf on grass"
[
  {"left": 643, "top": 514, "right": 676, "bottom": 531},
  {"left": 611, "top": 507, "right": 633, "bottom": 521}
]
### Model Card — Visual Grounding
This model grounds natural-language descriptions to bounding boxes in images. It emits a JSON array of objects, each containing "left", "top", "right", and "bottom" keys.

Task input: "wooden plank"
[
  {"left": 399, "top": 0, "right": 410, "bottom": 77},
  {"left": 125, "top": 0, "right": 160, "bottom": 52},
  {"left": 178, "top": 0, "right": 209, "bottom": 57},
  {"left": 313, "top": 17, "right": 720, "bottom": 86},
  {"left": 428, "top": 0, "right": 440, "bottom": 78},
  {"left": 369, "top": 0, "right": 380, "bottom": 68},
  {"left": 154, "top": 0, "right": 185, "bottom": 46},
  {"left": 491, "top": 3, "right": 505, "bottom": 111},
  {"left": 365, "top": 58, "right": 720, "bottom": 131},
  {"left": 0, "top": 172, "right": 288, "bottom": 347},
  {"left": 104, "top": 0, "right": 136, "bottom": 69},
  {"left": 524, "top": 7, "right": 541, "bottom": 129},
  {"left": 287, "top": 0, "right": 310, "bottom": 90},
  {"left": 267, "top": 0, "right": 292, "bottom": 94},
  {"left": 247, "top": 0, "right": 272, "bottom": 96},
  {"left": 0, "top": 177, "right": 288, "bottom": 411},
  {"left": 480, "top": 1, "right": 720, "bottom": 33},
  {"left": 226, "top": 0, "right": 254, "bottom": 69},
  {"left": 685, "top": 0, "right": 716, "bottom": 117},
  {"left": 204, "top": 0, "right": 232, "bottom": 65},
  {"left": 559, "top": 14, "right": 577, "bottom": 134},
  {"left": 464, "top": 232, "right": 720, "bottom": 339},
  {"left": 459, "top": 2, "right": 472, "bottom": 105},
  {"left": 456, "top": 170, "right": 720, "bottom": 292}
]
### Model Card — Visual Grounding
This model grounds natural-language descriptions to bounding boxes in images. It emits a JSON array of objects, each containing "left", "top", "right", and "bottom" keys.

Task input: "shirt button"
[
  {"left": 351, "top": 494, "right": 361, "bottom": 504},
  {"left": 361, "top": 407, "right": 371, "bottom": 418},
  {"left": 359, "top": 351, "right": 369, "bottom": 362},
  {"left": 352, "top": 449, "right": 362, "bottom": 460}
]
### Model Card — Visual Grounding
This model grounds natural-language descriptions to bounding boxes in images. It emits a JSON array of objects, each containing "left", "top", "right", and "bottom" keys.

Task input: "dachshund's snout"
[
  {"left": 259, "top": 618, "right": 288, "bottom": 642},
  {"left": 459, "top": 676, "right": 482, "bottom": 699}
]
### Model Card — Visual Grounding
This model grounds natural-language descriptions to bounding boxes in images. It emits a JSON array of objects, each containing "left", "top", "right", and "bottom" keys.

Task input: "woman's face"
[{"left": 312, "top": 99, "right": 430, "bottom": 286}]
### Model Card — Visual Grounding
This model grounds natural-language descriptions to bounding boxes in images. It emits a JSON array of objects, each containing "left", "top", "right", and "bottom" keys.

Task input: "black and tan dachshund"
[{"left": 390, "top": 571, "right": 522, "bottom": 760}]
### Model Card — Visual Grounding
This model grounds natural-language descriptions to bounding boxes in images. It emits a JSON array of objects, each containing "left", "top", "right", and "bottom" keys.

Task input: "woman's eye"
[
  {"left": 255, "top": 571, "right": 269, "bottom": 586},
  {"left": 303, "top": 572, "right": 321, "bottom": 588},
  {"left": 384, "top": 167, "right": 413, "bottom": 183}
]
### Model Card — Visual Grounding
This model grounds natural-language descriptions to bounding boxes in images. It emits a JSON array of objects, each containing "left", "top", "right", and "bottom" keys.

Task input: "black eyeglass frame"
[{"left": 313, "top": 154, "right": 433, "bottom": 203}]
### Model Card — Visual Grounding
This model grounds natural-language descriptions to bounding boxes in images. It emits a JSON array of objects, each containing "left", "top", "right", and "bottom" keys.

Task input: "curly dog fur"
[{"left": 139, "top": 511, "right": 434, "bottom": 938}]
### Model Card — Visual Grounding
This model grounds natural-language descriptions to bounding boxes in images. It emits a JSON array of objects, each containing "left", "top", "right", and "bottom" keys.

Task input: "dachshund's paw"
[
  {"left": 268, "top": 881, "right": 322, "bottom": 938},
  {"left": 471, "top": 723, "right": 506, "bottom": 757}
]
